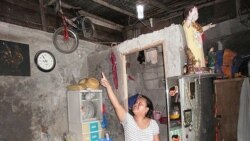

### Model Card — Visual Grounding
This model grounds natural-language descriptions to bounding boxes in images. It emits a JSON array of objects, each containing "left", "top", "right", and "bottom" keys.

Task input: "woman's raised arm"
[{"left": 100, "top": 72, "right": 126, "bottom": 122}]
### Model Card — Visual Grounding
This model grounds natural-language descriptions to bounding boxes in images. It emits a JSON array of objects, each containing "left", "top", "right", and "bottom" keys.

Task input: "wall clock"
[{"left": 34, "top": 50, "right": 56, "bottom": 72}]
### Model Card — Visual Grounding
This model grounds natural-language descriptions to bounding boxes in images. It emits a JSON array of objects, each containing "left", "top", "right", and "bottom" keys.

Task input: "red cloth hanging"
[
  {"left": 111, "top": 51, "right": 118, "bottom": 89},
  {"left": 202, "top": 33, "right": 205, "bottom": 42}
]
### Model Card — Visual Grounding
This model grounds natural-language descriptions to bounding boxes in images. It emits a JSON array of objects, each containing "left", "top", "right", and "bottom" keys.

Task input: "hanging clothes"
[
  {"left": 137, "top": 51, "right": 145, "bottom": 64},
  {"left": 111, "top": 51, "right": 118, "bottom": 89},
  {"left": 145, "top": 48, "right": 158, "bottom": 64},
  {"left": 237, "top": 78, "right": 250, "bottom": 141}
]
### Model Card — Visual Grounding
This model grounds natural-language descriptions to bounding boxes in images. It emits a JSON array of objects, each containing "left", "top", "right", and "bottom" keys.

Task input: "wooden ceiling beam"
[
  {"left": 39, "top": 0, "right": 47, "bottom": 31},
  {"left": 148, "top": 1, "right": 167, "bottom": 9},
  {"left": 126, "top": 0, "right": 228, "bottom": 31},
  {"left": 197, "top": 0, "right": 227, "bottom": 9},
  {"left": 2, "top": 0, "right": 55, "bottom": 15},
  {"left": 2, "top": 0, "right": 39, "bottom": 10},
  {"left": 162, "top": 0, "right": 227, "bottom": 21},
  {"left": 78, "top": 10, "right": 124, "bottom": 31},
  {"left": 92, "top": 0, "right": 137, "bottom": 18},
  {"left": 147, "top": 0, "right": 225, "bottom": 18},
  {"left": 147, "top": 0, "right": 195, "bottom": 18}
]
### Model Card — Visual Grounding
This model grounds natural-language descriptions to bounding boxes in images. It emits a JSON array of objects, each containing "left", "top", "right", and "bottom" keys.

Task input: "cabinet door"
[
  {"left": 68, "top": 90, "right": 103, "bottom": 141},
  {"left": 198, "top": 77, "right": 215, "bottom": 141},
  {"left": 182, "top": 76, "right": 215, "bottom": 141},
  {"left": 166, "top": 77, "right": 182, "bottom": 141},
  {"left": 214, "top": 78, "right": 244, "bottom": 141},
  {"left": 81, "top": 90, "right": 102, "bottom": 122},
  {"left": 168, "top": 74, "right": 216, "bottom": 141}
]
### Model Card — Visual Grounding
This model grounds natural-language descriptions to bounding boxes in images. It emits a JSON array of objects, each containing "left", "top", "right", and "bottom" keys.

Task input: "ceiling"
[
  {"left": 44, "top": 0, "right": 249, "bottom": 30},
  {"left": 46, "top": 0, "right": 224, "bottom": 26},
  {"left": 0, "top": 0, "right": 249, "bottom": 43},
  {"left": 44, "top": 0, "right": 250, "bottom": 58}
]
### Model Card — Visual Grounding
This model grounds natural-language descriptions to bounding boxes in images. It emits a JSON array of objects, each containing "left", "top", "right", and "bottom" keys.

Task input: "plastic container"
[
  {"left": 153, "top": 110, "right": 162, "bottom": 120},
  {"left": 99, "top": 133, "right": 112, "bottom": 141}
]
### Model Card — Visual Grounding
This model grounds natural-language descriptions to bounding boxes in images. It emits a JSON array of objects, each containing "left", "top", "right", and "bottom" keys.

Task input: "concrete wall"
[
  {"left": 0, "top": 21, "right": 106, "bottom": 141},
  {"left": 116, "top": 25, "right": 187, "bottom": 134},
  {"left": 205, "top": 16, "right": 249, "bottom": 41},
  {"left": 87, "top": 20, "right": 250, "bottom": 141},
  {"left": 0, "top": 16, "right": 248, "bottom": 141},
  {"left": 87, "top": 50, "right": 125, "bottom": 141},
  {"left": 125, "top": 49, "right": 168, "bottom": 140},
  {"left": 118, "top": 24, "right": 187, "bottom": 78},
  {"left": 83, "top": 16, "right": 250, "bottom": 141},
  {"left": 87, "top": 24, "right": 187, "bottom": 141}
]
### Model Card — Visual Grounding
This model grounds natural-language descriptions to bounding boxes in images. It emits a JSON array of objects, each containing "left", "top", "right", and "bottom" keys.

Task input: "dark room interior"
[{"left": 0, "top": 0, "right": 250, "bottom": 141}]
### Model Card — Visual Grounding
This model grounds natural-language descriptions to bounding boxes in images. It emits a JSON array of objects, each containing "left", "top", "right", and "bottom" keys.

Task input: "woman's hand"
[
  {"left": 101, "top": 72, "right": 111, "bottom": 88},
  {"left": 208, "top": 23, "right": 216, "bottom": 28},
  {"left": 100, "top": 72, "right": 126, "bottom": 122},
  {"left": 203, "top": 23, "right": 216, "bottom": 31}
]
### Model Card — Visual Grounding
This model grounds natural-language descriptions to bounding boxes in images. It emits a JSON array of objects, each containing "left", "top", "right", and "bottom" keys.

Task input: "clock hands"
[
  {"left": 42, "top": 54, "right": 47, "bottom": 62},
  {"left": 35, "top": 50, "right": 56, "bottom": 72}
]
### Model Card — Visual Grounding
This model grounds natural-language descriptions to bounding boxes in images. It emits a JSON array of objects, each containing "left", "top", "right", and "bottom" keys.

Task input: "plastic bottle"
[
  {"left": 183, "top": 63, "right": 188, "bottom": 75},
  {"left": 105, "top": 133, "right": 112, "bottom": 141}
]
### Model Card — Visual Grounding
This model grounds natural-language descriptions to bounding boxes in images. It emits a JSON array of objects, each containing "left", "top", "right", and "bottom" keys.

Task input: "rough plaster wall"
[
  {"left": 205, "top": 17, "right": 249, "bottom": 41},
  {"left": 142, "top": 89, "right": 167, "bottom": 140},
  {"left": 0, "top": 21, "right": 105, "bottom": 141},
  {"left": 116, "top": 24, "right": 188, "bottom": 141},
  {"left": 203, "top": 17, "right": 249, "bottom": 59},
  {"left": 87, "top": 24, "right": 187, "bottom": 141},
  {"left": 126, "top": 49, "right": 168, "bottom": 140},
  {"left": 86, "top": 19, "right": 250, "bottom": 141},
  {"left": 118, "top": 24, "right": 186, "bottom": 77},
  {"left": 126, "top": 52, "right": 145, "bottom": 95},
  {"left": 87, "top": 50, "right": 125, "bottom": 141}
]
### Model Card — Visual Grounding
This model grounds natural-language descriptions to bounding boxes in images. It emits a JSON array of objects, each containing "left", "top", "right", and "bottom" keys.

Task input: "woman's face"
[
  {"left": 132, "top": 97, "right": 149, "bottom": 115},
  {"left": 169, "top": 90, "right": 177, "bottom": 96},
  {"left": 189, "top": 7, "right": 198, "bottom": 21}
]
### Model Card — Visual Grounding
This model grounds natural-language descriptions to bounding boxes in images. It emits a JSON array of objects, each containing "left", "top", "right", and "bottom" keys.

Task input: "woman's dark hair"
[
  {"left": 169, "top": 86, "right": 176, "bottom": 91},
  {"left": 129, "top": 94, "right": 154, "bottom": 118},
  {"left": 183, "top": 5, "right": 196, "bottom": 19}
]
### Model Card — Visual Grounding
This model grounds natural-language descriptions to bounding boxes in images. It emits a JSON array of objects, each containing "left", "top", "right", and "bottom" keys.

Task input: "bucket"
[
  {"left": 153, "top": 105, "right": 165, "bottom": 120},
  {"left": 159, "top": 116, "right": 168, "bottom": 124},
  {"left": 153, "top": 110, "right": 162, "bottom": 120}
]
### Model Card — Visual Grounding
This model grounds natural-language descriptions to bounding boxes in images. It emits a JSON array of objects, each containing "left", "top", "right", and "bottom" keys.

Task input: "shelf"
[
  {"left": 81, "top": 99, "right": 100, "bottom": 101},
  {"left": 170, "top": 119, "right": 182, "bottom": 128},
  {"left": 68, "top": 90, "right": 104, "bottom": 141},
  {"left": 169, "top": 125, "right": 182, "bottom": 131},
  {"left": 82, "top": 117, "right": 98, "bottom": 123},
  {"left": 79, "top": 89, "right": 102, "bottom": 92}
]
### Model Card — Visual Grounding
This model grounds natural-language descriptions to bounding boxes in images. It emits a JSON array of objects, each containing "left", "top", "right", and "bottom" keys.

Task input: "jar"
[{"left": 183, "top": 63, "right": 188, "bottom": 75}]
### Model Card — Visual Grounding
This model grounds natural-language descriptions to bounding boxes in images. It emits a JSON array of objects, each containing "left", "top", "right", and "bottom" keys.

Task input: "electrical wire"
[{"left": 139, "top": 20, "right": 154, "bottom": 31}]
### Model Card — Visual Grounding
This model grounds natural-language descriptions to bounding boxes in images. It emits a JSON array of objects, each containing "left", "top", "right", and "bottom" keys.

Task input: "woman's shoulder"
[
  {"left": 150, "top": 119, "right": 159, "bottom": 127},
  {"left": 125, "top": 112, "right": 135, "bottom": 122},
  {"left": 150, "top": 119, "right": 160, "bottom": 133},
  {"left": 183, "top": 20, "right": 189, "bottom": 26},
  {"left": 150, "top": 118, "right": 157, "bottom": 123},
  {"left": 121, "top": 112, "right": 134, "bottom": 125}
]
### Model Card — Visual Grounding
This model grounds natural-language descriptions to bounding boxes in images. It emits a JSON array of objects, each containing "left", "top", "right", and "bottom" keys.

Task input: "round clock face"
[{"left": 35, "top": 50, "right": 56, "bottom": 72}]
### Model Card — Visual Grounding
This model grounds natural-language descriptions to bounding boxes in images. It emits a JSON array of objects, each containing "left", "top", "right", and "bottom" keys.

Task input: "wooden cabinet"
[
  {"left": 67, "top": 90, "right": 104, "bottom": 141},
  {"left": 214, "top": 78, "right": 244, "bottom": 141}
]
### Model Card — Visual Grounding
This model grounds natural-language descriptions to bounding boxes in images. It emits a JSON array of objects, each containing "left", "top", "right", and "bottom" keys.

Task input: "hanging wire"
[{"left": 139, "top": 19, "right": 154, "bottom": 31}]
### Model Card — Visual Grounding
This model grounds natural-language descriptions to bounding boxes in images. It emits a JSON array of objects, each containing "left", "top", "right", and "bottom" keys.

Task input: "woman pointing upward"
[{"left": 100, "top": 72, "right": 160, "bottom": 141}]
